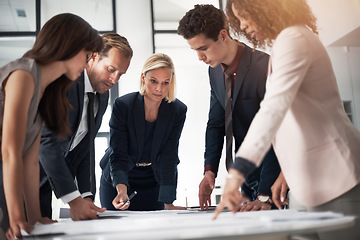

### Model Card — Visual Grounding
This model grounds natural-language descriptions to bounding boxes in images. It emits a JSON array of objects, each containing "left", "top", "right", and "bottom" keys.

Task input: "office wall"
[
  {"left": 327, "top": 46, "right": 360, "bottom": 128},
  {"left": 115, "top": 1, "right": 153, "bottom": 96}
]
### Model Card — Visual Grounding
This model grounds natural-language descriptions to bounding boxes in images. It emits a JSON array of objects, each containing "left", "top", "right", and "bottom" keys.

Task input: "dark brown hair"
[
  {"left": 24, "top": 13, "right": 103, "bottom": 138},
  {"left": 177, "top": 4, "right": 228, "bottom": 41}
]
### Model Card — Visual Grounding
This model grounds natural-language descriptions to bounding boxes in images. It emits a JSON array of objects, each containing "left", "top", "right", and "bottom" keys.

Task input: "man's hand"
[
  {"left": 271, "top": 171, "right": 289, "bottom": 209},
  {"left": 164, "top": 203, "right": 187, "bottom": 210},
  {"left": 68, "top": 197, "right": 105, "bottom": 221},
  {"left": 239, "top": 199, "right": 271, "bottom": 212},
  {"left": 37, "top": 217, "right": 57, "bottom": 224},
  {"left": 199, "top": 171, "right": 215, "bottom": 211}
]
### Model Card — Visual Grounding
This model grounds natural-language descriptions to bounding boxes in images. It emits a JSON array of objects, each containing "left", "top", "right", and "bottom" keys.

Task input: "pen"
[{"left": 122, "top": 191, "right": 137, "bottom": 205}]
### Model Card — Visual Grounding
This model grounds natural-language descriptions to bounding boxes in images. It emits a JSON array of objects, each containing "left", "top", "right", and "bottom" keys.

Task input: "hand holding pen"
[
  {"left": 113, "top": 184, "right": 137, "bottom": 210},
  {"left": 122, "top": 191, "right": 137, "bottom": 206},
  {"left": 112, "top": 186, "right": 138, "bottom": 210}
]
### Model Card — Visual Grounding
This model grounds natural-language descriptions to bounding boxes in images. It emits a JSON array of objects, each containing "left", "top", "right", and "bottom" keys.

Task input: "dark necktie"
[
  {"left": 224, "top": 71, "right": 233, "bottom": 171},
  {"left": 87, "top": 92, "right": 96, "bottom": 195}
]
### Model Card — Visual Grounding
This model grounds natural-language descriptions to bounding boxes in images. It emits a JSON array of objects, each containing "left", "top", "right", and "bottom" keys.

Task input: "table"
[{"left": 23, "top": 209, "right": 355, "bottom": 240}]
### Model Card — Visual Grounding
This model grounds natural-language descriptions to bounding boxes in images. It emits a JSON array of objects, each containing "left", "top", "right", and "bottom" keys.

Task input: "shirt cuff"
[
  {"left": 81, "top": 192, "right": 93, "bottom": 199},
  {"left": 231, "top": 157, "right": 257, "bottom": 179},
  {"left": 159, "top": 185, "right": 176, "bottom": 204},
  {"left": 61, "top": 191, "right": 81, "bottom": 204},
  {"left": 204, "top": 164, "right": 218, "bottom": 177}
]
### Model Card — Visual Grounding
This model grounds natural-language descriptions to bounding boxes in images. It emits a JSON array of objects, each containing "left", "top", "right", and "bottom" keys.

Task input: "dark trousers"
[
  {"left": 100, "top": 173, "right": 164, "bottom": 211},
  {"left": 39, "top": 179, "right": 53, "bottom": 219},
  {"left": 0, "top": 162, "right": 9, "bottom": 232}
]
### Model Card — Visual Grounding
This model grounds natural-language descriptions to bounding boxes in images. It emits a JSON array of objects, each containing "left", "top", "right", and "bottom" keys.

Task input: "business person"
[
  {"left": 100, "top": 53, "right": 187, "bottom": 211},
  {"left": 178, "top": 4, "right": 280, "bottom": 211},
  {"left": 0, "top": 13, "right": 103, "bottom": 239},
  {"left": 39, "top": 33, "right": 133, "bottom": 221},
  {"left": 215, "top": 0, "right": 360, "bottom": 239}
]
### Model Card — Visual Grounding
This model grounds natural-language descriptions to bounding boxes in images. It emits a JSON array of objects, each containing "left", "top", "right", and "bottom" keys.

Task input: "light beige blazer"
[{"left": 235, "top": 25, "right": 360, "bottom": 207}]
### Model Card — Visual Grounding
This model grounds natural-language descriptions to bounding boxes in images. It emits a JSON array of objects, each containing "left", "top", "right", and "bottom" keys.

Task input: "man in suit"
[
  {"left": 39, "top": 33, "right": 133, "bottom": 220},
  {"left": 178, "top": 4, "right": 281, "bottom": 211}
]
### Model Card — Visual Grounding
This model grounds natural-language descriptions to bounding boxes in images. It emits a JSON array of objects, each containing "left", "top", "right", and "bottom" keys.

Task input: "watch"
[{"left": 257, "top": 194, "right": 274, "bottom": 205}]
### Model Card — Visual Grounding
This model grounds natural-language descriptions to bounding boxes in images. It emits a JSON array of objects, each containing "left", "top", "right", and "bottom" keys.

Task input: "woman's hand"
[
  {"left": 6, "top": 219, "right": 33, "bottom": 240},
  {"left": 213, "top": 169, "right": 247, "bottom": 219},
  {"left": 271, "top": 171, "right": 289, "bottom": 209},
  {"left": 112, "top": 184, "right": 130, "bottom": 210}
]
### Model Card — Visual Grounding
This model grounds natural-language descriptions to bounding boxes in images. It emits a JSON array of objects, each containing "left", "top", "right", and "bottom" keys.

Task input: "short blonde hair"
[{"left": 139, "top": 53, "right": 176, "bottom": 102}]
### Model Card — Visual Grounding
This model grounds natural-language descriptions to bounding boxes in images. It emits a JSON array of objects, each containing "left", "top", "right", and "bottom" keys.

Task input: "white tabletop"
[{"left": 23, "top": 209, "right": 355, "bottom": 240}]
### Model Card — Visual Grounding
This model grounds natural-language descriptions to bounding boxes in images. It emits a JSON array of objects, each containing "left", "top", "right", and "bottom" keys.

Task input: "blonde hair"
[
  {"left": 226, "top": 0, "right": 317, "bottom": 48},
  {"left": 139, "top": 53, "right": 176, "bottom": 103}
]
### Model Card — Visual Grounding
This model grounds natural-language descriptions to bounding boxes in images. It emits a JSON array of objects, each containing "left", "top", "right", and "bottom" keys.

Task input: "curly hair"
[
  {"left": 178, "top": 4, "right": 228, "bottom": 41},
  {"left": 226, "top": 0, "right": 318, "bottom": 48}
]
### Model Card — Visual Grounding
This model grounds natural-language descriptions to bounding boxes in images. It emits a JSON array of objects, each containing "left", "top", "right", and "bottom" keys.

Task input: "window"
[
  {"left": 0, "top": 0, "right": 117, "bottom": 211},
  {"left": 151, "top": 0, "right": 226, "bottom": 207}
]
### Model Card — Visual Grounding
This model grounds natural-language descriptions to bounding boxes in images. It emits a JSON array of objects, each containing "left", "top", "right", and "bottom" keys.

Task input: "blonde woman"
[{"left": 100, "top": 53, "right": 187, "bottom": 211}]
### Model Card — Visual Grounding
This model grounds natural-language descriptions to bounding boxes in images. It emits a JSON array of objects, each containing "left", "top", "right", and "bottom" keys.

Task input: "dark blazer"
[
  {"left": 100, "top": 92, "right": 187, "bottom": 204},
  {"left": 205, "top": 44, "right": 280, "bottom": 199},
  {"left": 39, "top": 74, "right": 109, "bottom": 198}
]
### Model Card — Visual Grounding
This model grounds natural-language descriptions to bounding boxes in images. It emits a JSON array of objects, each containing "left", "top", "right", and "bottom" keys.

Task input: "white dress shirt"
[{"left": 62, "top": 70, "right": 99, "bottom": 204}]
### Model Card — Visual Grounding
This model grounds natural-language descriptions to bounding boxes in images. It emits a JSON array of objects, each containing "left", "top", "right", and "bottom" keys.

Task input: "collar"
[
  {"left": 84, "top": 69, "right": 96, "bottom": 94},
  {"left": 221, "top": 41, "right": 245, "bottom": 76}
]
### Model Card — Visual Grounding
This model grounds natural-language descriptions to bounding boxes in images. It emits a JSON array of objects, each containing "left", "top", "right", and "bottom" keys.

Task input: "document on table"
[{"left": 22, "top": 209, "right": 353, "bottom": 238}]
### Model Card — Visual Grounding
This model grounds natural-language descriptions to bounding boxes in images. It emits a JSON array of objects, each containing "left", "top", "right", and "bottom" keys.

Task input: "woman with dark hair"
[
  {"left": 0, "top": 13, "right": 103, "bottom": 239},
  {"left": 214, "top": 0, "right": 360, "bottom": 239}
]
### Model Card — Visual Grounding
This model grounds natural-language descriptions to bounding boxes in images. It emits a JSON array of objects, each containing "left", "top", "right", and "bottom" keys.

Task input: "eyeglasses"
[{"left": 86, "top": 52, "right": 93, "bottom": 63}]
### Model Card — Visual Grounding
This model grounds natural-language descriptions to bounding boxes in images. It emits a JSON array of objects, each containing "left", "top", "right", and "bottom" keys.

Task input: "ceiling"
[{"left": 0, "top": 0, "right": 359, "bottom": 46}]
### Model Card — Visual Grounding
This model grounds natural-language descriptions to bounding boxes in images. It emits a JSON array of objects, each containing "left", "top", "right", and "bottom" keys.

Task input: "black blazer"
[
  {"left": 205, "top": 44, "right": 280, "bottom": 199},
  {"left": 100, "top": 92, "right": 187, "bottom": 204},
  {"left": 39, "top": 74, "right": 109, "bottom": 198}
]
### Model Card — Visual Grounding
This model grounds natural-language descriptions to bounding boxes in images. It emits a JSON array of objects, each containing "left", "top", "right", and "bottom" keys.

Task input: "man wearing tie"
[
  {"left": 178, "top": 5, "right": 281, "bottom": 211},
  {"left": 39, "top": 33, "right": 133, "bottom": 220}
]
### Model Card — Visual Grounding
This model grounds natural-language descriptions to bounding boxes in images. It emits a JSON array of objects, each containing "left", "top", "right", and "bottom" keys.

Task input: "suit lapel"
[
  {"left": 151, "top": 100, "right": 171, "bottom": 162},
  {"left": 233, "top": 45, "right": 252, "bottom": 108},
  {"left": 67, "top": 75, "right": 85, "bottom": 151},
  {"left": 76, "top": 75, "right": 85, "bottom": 126},
  {"left": 133, "top": 94, "right": 145, "bottom": 160},
  {"left": 95, "top": 92, "right": 108, "bottom": 127}
]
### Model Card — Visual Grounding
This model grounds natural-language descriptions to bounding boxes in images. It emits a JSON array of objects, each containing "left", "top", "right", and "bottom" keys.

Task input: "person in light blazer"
[
  {"left": 214, "top": 0, "right": 360, "bottom": 239},
  {"left": 100, "top": 53, "right": 187, "bottom": 211}
]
